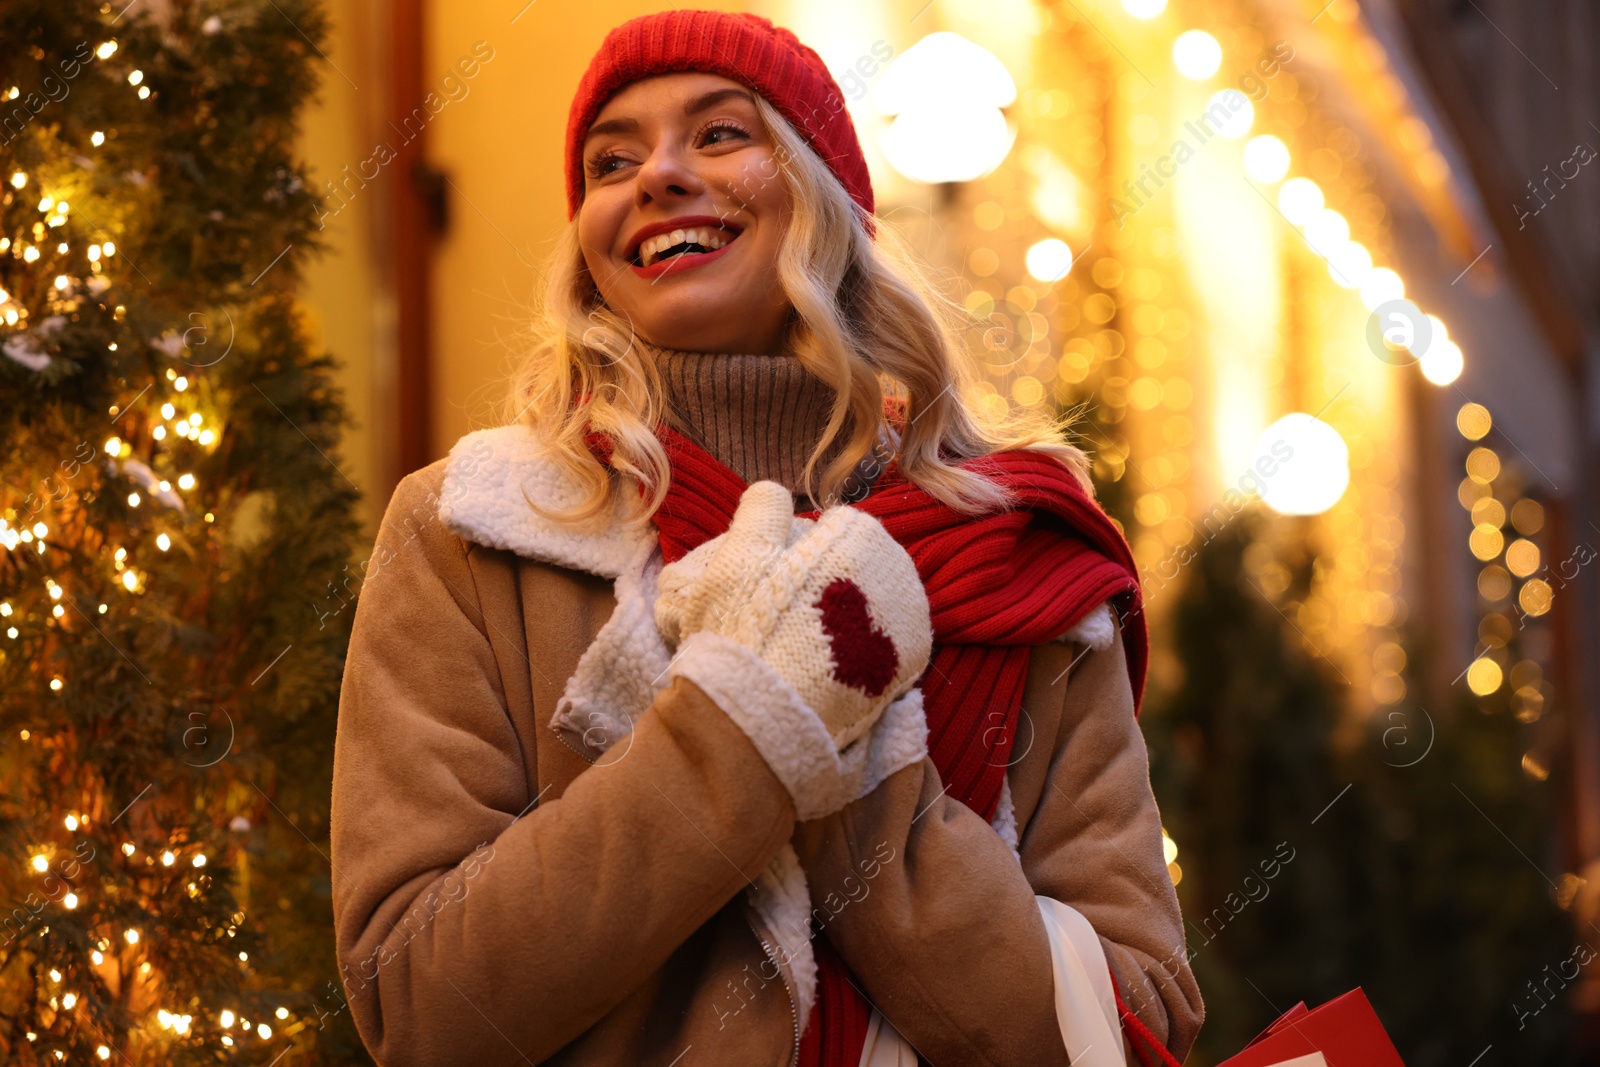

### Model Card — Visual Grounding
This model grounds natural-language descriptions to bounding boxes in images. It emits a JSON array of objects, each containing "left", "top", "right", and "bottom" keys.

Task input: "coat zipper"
[{"left": 744, "top": 911, "right": 801, "bottom": 1067}]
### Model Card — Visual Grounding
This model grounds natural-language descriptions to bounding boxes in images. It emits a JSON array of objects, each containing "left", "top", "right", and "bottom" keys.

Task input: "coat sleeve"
[
  {"left": 330, "top": 471, "right": 799, "bottom": 1067},
  {"left": 789, "top": 623, "right": 1203, "bottom": 1066},
  {"left": 1017, "top": 625, "right": 1204, "bottom": 1060}
]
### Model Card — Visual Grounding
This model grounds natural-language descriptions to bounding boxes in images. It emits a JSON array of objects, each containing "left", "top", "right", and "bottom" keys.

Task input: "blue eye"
[
  {"left": 699, "top": 122, "right": 750, "bottom": 146},
  {"left": 587, "top": 152, "right": 628, "bottom": 179}
]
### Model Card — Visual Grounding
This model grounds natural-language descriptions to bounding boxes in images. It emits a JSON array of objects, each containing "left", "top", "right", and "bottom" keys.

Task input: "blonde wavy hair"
[{"left": 507, "top": 95, "right": 1090, "bottom": 527}]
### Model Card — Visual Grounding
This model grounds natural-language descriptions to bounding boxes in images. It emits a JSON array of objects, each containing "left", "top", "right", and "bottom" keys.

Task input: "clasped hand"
[{"left": 655, "top": 481, "right": 932, "bottom": 750}]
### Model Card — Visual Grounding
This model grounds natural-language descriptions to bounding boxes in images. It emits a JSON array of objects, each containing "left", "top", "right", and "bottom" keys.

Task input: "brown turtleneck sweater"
[{"left": 650, "top": 347, "right": 866, "bottom": 508}]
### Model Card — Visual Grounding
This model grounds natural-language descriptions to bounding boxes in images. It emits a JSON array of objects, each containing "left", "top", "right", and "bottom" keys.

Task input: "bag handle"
[{"left": 1111, "top": 970, "right": 1184, "bottom": 1067}]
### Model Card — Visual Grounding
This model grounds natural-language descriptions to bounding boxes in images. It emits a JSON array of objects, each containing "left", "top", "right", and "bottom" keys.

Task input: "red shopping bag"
[{"left": 1215, "top": 988, "right": 1405, "bottom": 1067}]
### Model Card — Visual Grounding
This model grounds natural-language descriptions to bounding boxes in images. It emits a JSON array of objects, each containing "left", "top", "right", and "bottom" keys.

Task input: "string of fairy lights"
[
  {"left": 914, "top": 0, "right": 1561, "bottom": 880},
  {"left": 936, "top": 0, "right": 1540, "bottom": 699},
  {"left": 938, "top": 0, "right": 1412, "bottom": 694},
  {"left": 1087, "top": 0, "right": 1463, "bottom": 384},
  {"left": 0, "top": 28, "right": 308, "bottom": 1062},
  {"left": 1, "top": 137, "right": 219, "bottom": 596},
  {"left": 1085, "top": 3, "right": 1550, "bottom": 740},
  {"left": 1453, "top": 402, "right": 1555, "bottom": 744}
]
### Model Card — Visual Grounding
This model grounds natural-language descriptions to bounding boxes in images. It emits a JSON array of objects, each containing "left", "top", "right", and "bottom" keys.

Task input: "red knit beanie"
[{"left": 564, "top": 10, "right": 875, "bottom": 222}]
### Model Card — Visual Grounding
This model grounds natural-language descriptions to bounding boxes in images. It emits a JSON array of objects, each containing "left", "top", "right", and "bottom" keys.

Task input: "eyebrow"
[{"left": 584, "top": 87, "right": 757, "bottom": 144}]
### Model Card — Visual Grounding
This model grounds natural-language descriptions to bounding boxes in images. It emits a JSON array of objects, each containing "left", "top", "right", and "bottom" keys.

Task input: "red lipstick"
[{"left": 630, "top": 240, "right": 737, "bottom": 279}]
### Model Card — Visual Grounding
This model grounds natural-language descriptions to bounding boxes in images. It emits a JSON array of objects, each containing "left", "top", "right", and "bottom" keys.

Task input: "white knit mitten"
[{"left": 656, "top": 481, "right": 932, "bottom": 750}]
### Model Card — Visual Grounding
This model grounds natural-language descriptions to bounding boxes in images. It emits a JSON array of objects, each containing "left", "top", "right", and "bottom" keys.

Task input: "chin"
[
  {"left": 635, "top": 319, "right": 737, "bottom": 353},
  {"left": 627, "top": 300, "right": 745, "bottom": 350}
]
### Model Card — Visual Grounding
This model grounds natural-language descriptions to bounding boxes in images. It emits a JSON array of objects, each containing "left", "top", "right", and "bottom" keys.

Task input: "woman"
[{"left": 330, "top": 10, "right": 1202, "bottom": 1066}]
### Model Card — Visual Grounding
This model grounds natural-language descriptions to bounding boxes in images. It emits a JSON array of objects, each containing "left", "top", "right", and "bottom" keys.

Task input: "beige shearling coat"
[{"left": 329, "top": 425, "right": 1203, "bottom": 1066}]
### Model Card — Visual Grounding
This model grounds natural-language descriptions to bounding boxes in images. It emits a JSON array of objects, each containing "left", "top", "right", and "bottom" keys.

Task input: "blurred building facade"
[{"left": 1394, "top": 0, "right": 1600, "bottom": 1038}]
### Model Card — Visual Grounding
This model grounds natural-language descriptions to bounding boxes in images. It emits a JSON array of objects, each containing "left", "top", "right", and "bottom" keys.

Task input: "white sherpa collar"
[
  {"left": 1061, "top": 602, "right": 1116, "bottom": 650},
  {"left": 438, "top": 424, "right": 1117, "bottom": 649},
  {"left": 437, "top": 424, "right": 654, "bottom": 579}
]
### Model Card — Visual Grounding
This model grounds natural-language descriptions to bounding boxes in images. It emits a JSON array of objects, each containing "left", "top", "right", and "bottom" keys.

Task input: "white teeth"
[{"left": 638, "top": 226, "right": 734, "bottom": 266}]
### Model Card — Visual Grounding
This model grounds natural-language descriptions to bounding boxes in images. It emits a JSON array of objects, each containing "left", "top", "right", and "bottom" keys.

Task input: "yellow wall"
[
  {"left": 424, "top": 0, "right": 746, "bottom": 454},
  {"left": 297, "top": 0, "right": 389, "bottom": 537}
]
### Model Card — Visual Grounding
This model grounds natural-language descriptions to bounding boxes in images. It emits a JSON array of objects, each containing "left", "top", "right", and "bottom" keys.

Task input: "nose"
[{"left": 634, "top": 143, "right": 704, "bottom": 208}]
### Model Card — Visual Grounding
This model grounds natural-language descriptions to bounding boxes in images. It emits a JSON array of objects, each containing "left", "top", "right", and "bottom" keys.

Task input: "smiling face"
[{"left": 578, "top": 72, "right": 795, "bottom": 355}]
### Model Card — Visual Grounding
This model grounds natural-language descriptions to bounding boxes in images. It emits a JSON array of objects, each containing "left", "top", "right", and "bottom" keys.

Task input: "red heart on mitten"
[{"left": 816, "top": 578, "right": 899, "bottom": 697}]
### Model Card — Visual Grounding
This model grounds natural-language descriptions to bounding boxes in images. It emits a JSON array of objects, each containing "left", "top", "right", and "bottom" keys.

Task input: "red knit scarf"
[{"left": 599, "top": 421, "right": 1148, "bottom": 1066}]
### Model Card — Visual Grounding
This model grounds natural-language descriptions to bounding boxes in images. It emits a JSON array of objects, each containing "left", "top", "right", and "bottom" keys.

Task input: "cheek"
[
  {"left": 578, "top": 242, "right": 607, "bottom": 292},
  {"left": 705, "top": 150, "right": 789, "bottom": 217},
  {"left": 579, "top": 181, "right": 635, "bottom": 245},
  {"left": 576, "top": 203, "right": 623, "bottom": 293},
  {"left": 576, "top": 209, "right": 605, "bottom": 264},
  {"left": 733, "top": 157, "right": 792, "bottom": 265},
  {"left": 747, "top": 157, "right": 793, "bottom": 218}
]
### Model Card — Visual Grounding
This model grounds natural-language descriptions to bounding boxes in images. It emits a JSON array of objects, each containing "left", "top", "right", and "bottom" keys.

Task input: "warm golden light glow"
[
  {"left": 1243, "top": 135, "right": 1290, "bottom": 183},
  {"left": 1472, "top": 566, "right": 1510, "bottom": 601},
  {"left": 1358, "top": 267, "right": 1404, "bottom": 311},
  {"left": 1465, "top": 447, "right": 1501, "bottom": 483},
  {"left": 1025, "top": 238, "right": 1074, "bottom": 283},
  {"left": 1278, "top": 177, "right": 1324, "bottom": 224},
  {"left": 879, "top": 33, "right": 1018, "bottom": 184},
  {"left": 1420, "top": 339, "right": 1463, "bottom": 385},
  {"left": 1121, "top": 0, "right": 1167, "bottom": 17},
  {"left": 1466, "top": 658, "right": 1503, "bottom": 696},
  {"left": 1510, "top": 499, "right": 1544, "bottom": 535},
  {"left": 1505, "top": 539, "right": 1540, "bottom": 578},
  {"left": 1518, "top": 579, "right": 1553, "bottom": 617},
  {"left": 1469, "top": 524, "right": 1505, "bottom": 561},
  {"left": 1456, "top": 403, "right": 1492, "bottom": 440},
  {"left": 1172, "top": 30, "right": 1222, "bottom": 80}
]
